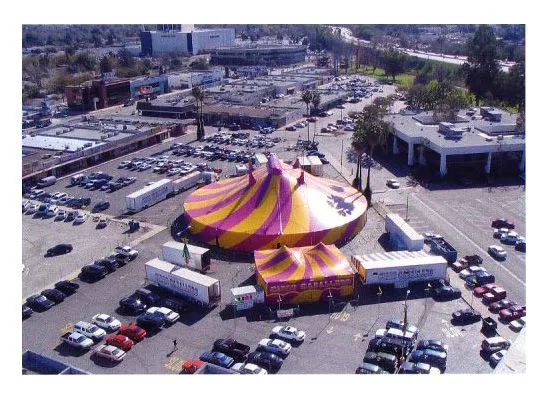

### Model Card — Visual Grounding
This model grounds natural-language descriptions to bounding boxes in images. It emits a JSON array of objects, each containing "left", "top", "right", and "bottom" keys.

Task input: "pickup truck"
[
  {"left": 60, "top": 332, "right": 94, "bottom": 349},
  {"left": 213, "top": 338, "right": 251, "bottom": 362}
]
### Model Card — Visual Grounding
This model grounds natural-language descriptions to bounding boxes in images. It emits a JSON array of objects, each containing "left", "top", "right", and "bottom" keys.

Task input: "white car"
[
  {"left": 22, "top": 200, "right": 31, "bottom": 212},
  {"left": 424, "top": 232, "right": 443, "bottom": 240},
  {"left": 92, "top": 313, "right": 121, "bottom": 331},
  {"left": 488, "top": 245, "right": 507, "bottom": 260},
  {"left": 386, "top": 179, "right": 400, "bottom": 189},
  {"left": 55, "top": 210, "right": 68, "bottom": 221},
  {"left": 375, "top": 328, "right": 387, "bottom": 338},
  {"left": 74, "top": 321, "right": 107, "bottom": 341},
  {"left": 146, "top": 306, "right": 180, "bottom": 324},
  {"left": 167, "top": 168, "right": 182, "bottom": 176},
  {"left": 74, "top": 212, "right": 88, "bottom": 224},
  {"left": 29, "top": 189, "right": 45, "bottom": 199},
  {"left": 94, "top": 344, "right": 126, "bottom": 362},
  {"left": 26, "top": 203, "right": 40, "bottom": 214},
  {"left": 459, "top": 265, "right": 487, "bottom": 280},
  {"left": 509, "top": 316, "right": 526, "bottom": 332},
  {"left": 50, "top": 192, "right": 68, "bottom": 205},
  {"left": 271, "top": 326, "right": 306, "bottom": 343},
  {"left": 493, "top": 228, "right": 510, "bottom": 239},
  {"left": 230, "top": 363, "right": 268, "bottom": 375},
  {"left": 114, "top": 246, "right": 138, "bottom": 260},
  {"left": 118, "top": 160, "right": 131, "bottom": 169},
  {"left": 385, "top": 320, "right": 419, "bottom": 338},
  {"left": 258, "top": 338, "right": 291, "bottom": 356},
  {"left": 46, "top": 205, "right": 59, "bottom": 217},
  {"left": 489, "top": 350, "right": 507, "bottom": 367}
]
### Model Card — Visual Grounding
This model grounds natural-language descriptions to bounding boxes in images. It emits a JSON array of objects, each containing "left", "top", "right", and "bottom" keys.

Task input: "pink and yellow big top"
[
  {"left": 255, "top": 243, "right": 355, "bottom": 304},
  {"left": 183, "top": 154, "right": 368, "bottom": 252}
]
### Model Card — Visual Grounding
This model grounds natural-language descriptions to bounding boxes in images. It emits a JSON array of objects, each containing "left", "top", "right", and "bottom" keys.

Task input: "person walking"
[{"left": 173, "top": 339, "right": 178, "bottom": 350}]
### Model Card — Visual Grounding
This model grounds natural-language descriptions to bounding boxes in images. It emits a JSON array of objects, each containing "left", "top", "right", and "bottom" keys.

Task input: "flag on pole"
[{"left": 182, "top": 238, "right": 191, "bottom": 265}]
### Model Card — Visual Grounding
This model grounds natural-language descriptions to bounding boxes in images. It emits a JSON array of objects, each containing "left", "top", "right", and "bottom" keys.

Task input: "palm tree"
[
  {"left": 352, "top": 104, "right": 393, "bottom": 205},
  {"left": 312, "top": 91, "right": 321, "bottom": 115},
  {"left": 301, "top": 90, "right": 314, "bottom": 142},
  {"left": 191, "top": 86, "right": 205, "bottom": 140}
]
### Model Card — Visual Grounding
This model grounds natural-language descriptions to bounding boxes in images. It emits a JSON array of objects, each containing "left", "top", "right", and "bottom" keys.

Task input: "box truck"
[
  {"left": 145, "top": 258, "right": 221, "bottom": 307},
  {"left": 161, "top": 241, "right": 211, "bottom": 273},
  {"left": 351, "top": 251, "right": 447, "bottom": 288},
  {"left": 172, "top": 171, "right": 201, "bottom": 193},
  {"left": 229, "top": 285, "right": 265, "bottom": 311},
  {"left": 126, "top": 178, "right": 174, "bottom": 212},
  {"left": 427, "top": 237, "right": 458, "bottom": 263},
  {"left": 385, "top": 213, "right": 424, "bottom": 251}
]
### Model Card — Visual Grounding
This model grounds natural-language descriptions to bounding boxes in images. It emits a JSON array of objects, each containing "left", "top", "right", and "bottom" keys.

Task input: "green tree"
[
  {"left": 99, "top": 55, "right": 115, "bottom": 74},
  {"left": 381, "top": 49, "right": 406, "bottom": 82},
  {"left": 301, "top": 90, "right": 314, "bottom": 142},
  {"left": 190, "top": 57, "right": 208, "bottom": 70},
  {"left": 117, "top": 48, "right": 135, "bottom": 68},
  {"left": 352, "top": 103, "right": 393, "bottom": 203},
  {"left": 72, "top": 52, "right": 97, "bottom": 72},
  {"left": 312, "top": 91, "right": 321, "bottom": 114},
  {"left": 464, "top": 25, "right": 500, "bottom": 106},
  {"left": 192, "top": 86, "right": 206, "bottom": 140}
]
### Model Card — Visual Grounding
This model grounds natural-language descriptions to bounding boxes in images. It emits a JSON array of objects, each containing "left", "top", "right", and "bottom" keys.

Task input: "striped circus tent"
[
  {"left": 255, "top": 243, "right": 355, "bottom": 304},
  {"left": 183, "top": 154, "right": 367, "bottom": 252}
]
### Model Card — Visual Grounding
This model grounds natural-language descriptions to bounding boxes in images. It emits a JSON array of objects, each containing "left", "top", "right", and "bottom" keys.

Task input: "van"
[
  {"left": 481, "top": 337, "right": 511, "bottom": 353},
  {"left": 386, "top": 327, "right": 416, "bottom": 344},
  {"left": 37, "top": 176, "right": 57, "bottom": 188},
  {"left": 70, "top": 174, "right": 85, "bottom": 186}
]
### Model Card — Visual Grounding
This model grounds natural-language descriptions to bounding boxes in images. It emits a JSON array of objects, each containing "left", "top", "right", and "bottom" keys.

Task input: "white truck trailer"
[
  {"left": 145, "top": 258, "right": 221, "bottom": 307},
  {"left": 385, "top": 213, "right": 424, "bottom": 251},
  {"left": 351, "top": 251, "right": 448, "bottom": 288},
  {"left": 161, "top": 241, "right": 211, "bottom": 273},
  {"left": 172, "top": 171, "right": 201, "bottom": 193},
  {"left": 126, "top": 178, "right": 174, "bottom": 212}
]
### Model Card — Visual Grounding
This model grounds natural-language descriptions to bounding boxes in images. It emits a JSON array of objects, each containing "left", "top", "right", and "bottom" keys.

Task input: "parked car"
[
  {"left": 80, "top": 264, "right": 108, "bottom": 281},
  {"left": 386, "top": 179, "right": 400, "bottom": 189},
  {"left": 114, "top": 246, "right": 139, "bottom": 260},
  {"left": 199, "top": 351, "right": 235, "bottom": 369},
  {"left": 92, "top": 201, "right": 110, "bottom": 213},
  {"left": 459, "top": 265, "right": 487, "bottom": 280},
  {"left": 74, "top": 212, "right": 88, "bottom": 224},
  {"left": 94, "top": 257, "right": 119, "bottom": 272},
  {"left": 74, "top": 321, "right": 107, "bottom": 341},
  {"left": 92, "top": 313, "right": 121, "bottom": 331},
  {"left": 368, "top": 336, "right": 412, "bottom": 357},
  {"left": 481, "top": 337, "right": 511, "bottom": 354},
  {"left": 463, "top": 254, "right": 483, "bottom": 265},
  {"left": 483, "top": 287, "right": 507, "bottom": 303},
  {"left": 40, "top": 288, "right": 66, "bottom": 304},
  {"left": 181, "top": 359, "right": 204, "bottom": 374},
  {"left": 45, "top": 243, "right": 73, "bottom": 257},
  {"left": 409, "top": 349, "right": 447, "bottom": 370},
  {"left": 499, "top": 305, "right": 526, "bottom": 322},
  {"left": 145, "top": 306, "right": 180, "bottom": 325},
  {"left": 26, "top": 294, "right": 55, "bottom": 311},
  {"left": 258, "top": 338, "right": 291, "bottom": 357},
  {"left": 94, "top": 344, "right": 126, "bottom": 362},
  {"left": 465, "top": 272, "right": 495, "bottom": 288},
  {"left": 136, "top": 312, "right": 165, "bottom": 331},
  {"left": 119, "top": 295, "right": 148, "bottom": 314},
  {"left": 362, "top": 351, "right": 398, "bottom": 373},
  {"left": 55, "top": 210, "right": 68, "bottom": 221},
  {"left": 489, "top": 299, "right": 518, "bottom": 313},
  {"left": 22, "top": 305, "right": 33, "bottom": 319},
  {"left": 231, "top": 362, "right": 268, "bottom": 375},
  {"left": 246, "top": 351, "right": 283, "bottom": 372},
  {"left": 118, "top": 324, "right": 147, "bottom": 342},
  {"left": 489, "top": 350, "right": 508, "bottom": 367},
  {"left": 488, "top": 245, "right": 508, "bottom": 260},
  {"left": 416, "top": 340, "right": 448, "bottom": 353},
  {"left": 385, "top": 320, "right": 418, "bottom": 338},
  {"left": 133, "top": 288, "right": 161, "bottom": 306},
  {"left": 473, "top": 283, "right": 499, "bottom": 297},
  {"left": 515, "top": 239, "right": 526, "bottom": 252},
  {"left": 451, "top": 308, "right": 481, "bottom": 324},
  {"left": 501, "top": 232, "right": 521, "bottom": 245},
  {"left": 492, "top": 218, "right": 515, "bottom": 229},
  {"left": 105, "top": 334, "right": 134, "bottom": 351},
  {"left": 355, "top": 362, "right": 390, "bottom": 374},
  {"left": 399, "top": 361, "right": 439, "bottom": 374},
  {"left": 54, "top": 280, "right": 79, "bottom": 295},
  {"left": 271, "top": 326, "right": 306, "bottom": 343},
  {"left": 509, "top": 316, "right": 526, "bottom": 332}
]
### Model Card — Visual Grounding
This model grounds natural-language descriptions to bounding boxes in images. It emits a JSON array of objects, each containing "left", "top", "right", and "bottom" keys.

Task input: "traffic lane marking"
[{"left": 413, "top": 193, "right": 525, "bottom": 287}]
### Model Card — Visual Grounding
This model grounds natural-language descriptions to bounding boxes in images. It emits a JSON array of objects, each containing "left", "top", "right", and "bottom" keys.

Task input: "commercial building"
[
  {"left": 22, "top": 116, "right": 186, "bottom": 187},
  {"left": 210, "top": 44, "right": 307, "bottom": 66},
  {"left": 22, "top": 350, "right": 89, "bottom": 375},
  {"left": 130, "top": 75, "right": 169, "bottom": 98},
  {"left": 65, "top": 77, "right": 130, "bottom": 111},
  {"left": 140, "top": 25, "right": 235, "bottom": 56},
  {"left": 386, "top": 108, "right": 525, "bottom": 177}
]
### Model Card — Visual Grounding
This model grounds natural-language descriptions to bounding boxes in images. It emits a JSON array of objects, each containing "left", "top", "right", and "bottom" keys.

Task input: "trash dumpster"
[{"left": 481, "top": 317, "right": 497, "bottom": 334}]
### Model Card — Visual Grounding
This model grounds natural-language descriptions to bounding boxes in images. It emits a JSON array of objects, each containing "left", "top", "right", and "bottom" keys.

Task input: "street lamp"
[
  {"left": 424, "top": 284, "right": 430, "bottom": 309},
  {"left": 405, "top": 193, "right": 410, "bottom": 222},
  {"left": 377, "top": 286, "right": 382, "bottom": 317},
  {"left": 402, "top": 288, "right": 411, "bottom": 362}
]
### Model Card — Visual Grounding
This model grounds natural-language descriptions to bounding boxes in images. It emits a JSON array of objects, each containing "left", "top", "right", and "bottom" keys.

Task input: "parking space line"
[
  {"left": 164, "top": 356, "right": 182, "bottom": 373},
  {"left": 60, "top": 322, "right": 73, "bottom": 334},
  {"left": 413, "top": 194, "right": 525, "bottom": 287}
]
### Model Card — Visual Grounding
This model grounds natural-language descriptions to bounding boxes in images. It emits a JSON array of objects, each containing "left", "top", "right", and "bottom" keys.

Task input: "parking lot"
[{"left": 22, "top": 76, "right": 525, "bottom": 374}]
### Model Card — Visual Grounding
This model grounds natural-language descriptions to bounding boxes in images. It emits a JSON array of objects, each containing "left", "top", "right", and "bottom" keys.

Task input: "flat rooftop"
[
  {"left": 387, "top": 109, "right": 525, "bottom": 153},
  {"left": 22, "top": 134, "right": 105, "bottom": 153}
]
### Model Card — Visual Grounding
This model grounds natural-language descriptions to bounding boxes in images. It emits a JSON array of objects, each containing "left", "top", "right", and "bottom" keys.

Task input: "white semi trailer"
[
  {"left": 145, "top": 258, "right": 221, "bottom": 307},
  {"left": 125, "top": 179, "right": 174, "bottom": 212}
]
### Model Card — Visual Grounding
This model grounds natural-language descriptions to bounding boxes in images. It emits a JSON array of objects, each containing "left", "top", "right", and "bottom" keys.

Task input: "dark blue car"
[{"left": 199, "top": 351, "right": 235, "bottom": 368}]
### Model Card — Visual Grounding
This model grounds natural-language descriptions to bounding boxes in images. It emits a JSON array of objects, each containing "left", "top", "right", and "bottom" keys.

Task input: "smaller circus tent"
[{"left": 255, "top": 242, "right": 355, "bottom": 304}]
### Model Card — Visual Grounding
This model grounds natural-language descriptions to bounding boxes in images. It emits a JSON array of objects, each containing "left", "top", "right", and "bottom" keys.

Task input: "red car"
[
  {"left": 473, "top": 283, "right": 498, "bottom": 297},
  {"left": 483, "top": 287, "right": 507, "bottom": 303},
  {"left": 106, "top": 334, "right": 134, "bottom": 351},
  {"left": 489, "top": 299, "right": 517, "bottom": 312},
  {"left": 182, "top": 359, "right": 204, "bottom": 374},
  {"left": 499, "top": 305, "right": 526, "bottom": 322},
  {"left": 118, "top": 324, "right": 147, "bottom": 342}
]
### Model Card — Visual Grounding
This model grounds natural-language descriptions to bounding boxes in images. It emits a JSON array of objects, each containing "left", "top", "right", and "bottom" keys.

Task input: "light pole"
[
  {"left": 402, "top": 288, "right": 411, "bottom": 362},
  {"left": 405, "top": 193, "right": 410, "bottom": 222},
  {"left": 340, "top": 139, "right": 344, "bottom": 168},
  {"left": 424, "top": 284, "right": 430, "bottom": 309},
  {"left": 377, "top": 286, "right": 382, "bottom": 317}
]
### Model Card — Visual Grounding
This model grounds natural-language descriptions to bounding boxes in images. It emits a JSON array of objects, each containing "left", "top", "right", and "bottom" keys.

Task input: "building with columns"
[{"left": 385, "top": 108, "right": 525, "bottom": 178}]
